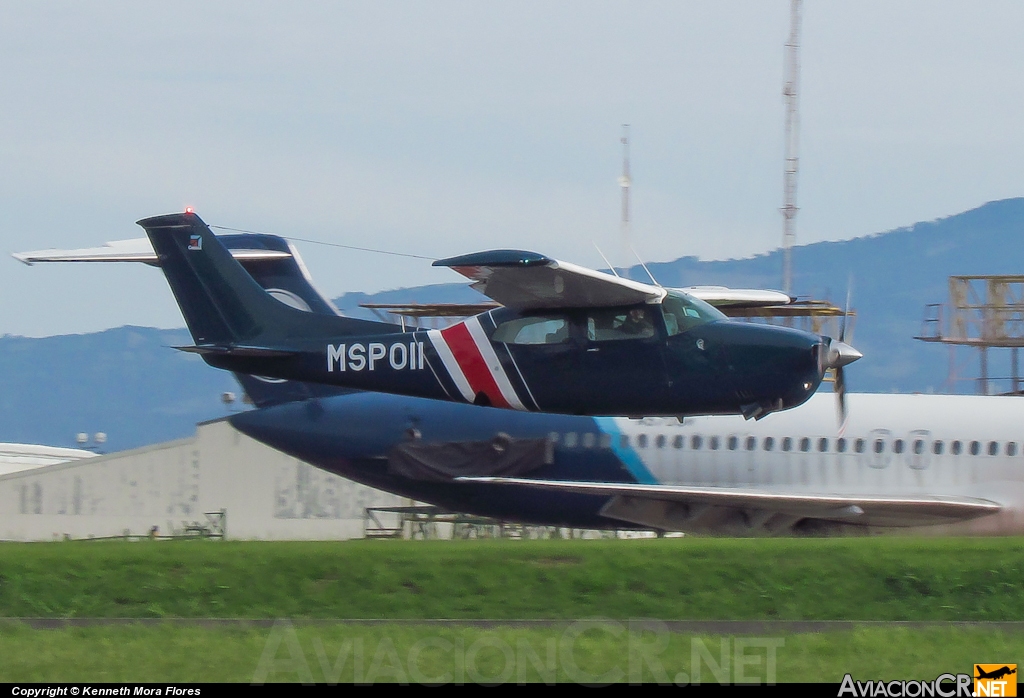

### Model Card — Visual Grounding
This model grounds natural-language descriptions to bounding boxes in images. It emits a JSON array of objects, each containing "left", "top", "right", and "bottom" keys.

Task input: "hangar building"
[{"left": 0, "top": 419, "right": 404, "bottom": 541}]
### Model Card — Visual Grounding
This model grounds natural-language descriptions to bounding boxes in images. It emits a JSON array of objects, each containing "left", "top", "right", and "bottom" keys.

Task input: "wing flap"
[
  {"left": 434, "top": 250, "right": 666, "bottom": 309},
  {"left": 458, "top": 477, "right": 1002, "bottom": 528}
]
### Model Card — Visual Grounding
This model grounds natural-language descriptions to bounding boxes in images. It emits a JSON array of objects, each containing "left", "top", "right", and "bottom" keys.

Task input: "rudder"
[{"left": 138, "top": 212, "right": 393, "bottom": 347}]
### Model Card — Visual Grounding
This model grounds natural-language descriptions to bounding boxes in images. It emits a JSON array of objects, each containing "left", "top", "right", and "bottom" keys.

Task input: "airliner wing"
[
  {"left": 680, "top": 286, "right": 793, "bottom": 308},
  {"left": 433, "top": 250, "right": 666, "bottom": 309},
  {"left": 13, "top": 238, "right": 290, "bottom": 266},
  {"left": 459, "top": 477, "right": 1002, "bottom": 529}
]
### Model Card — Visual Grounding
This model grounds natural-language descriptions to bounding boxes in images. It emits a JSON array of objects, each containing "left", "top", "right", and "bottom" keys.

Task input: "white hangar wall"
[{"left": 0, "top": 419, "right": 406, "bottom": 541}]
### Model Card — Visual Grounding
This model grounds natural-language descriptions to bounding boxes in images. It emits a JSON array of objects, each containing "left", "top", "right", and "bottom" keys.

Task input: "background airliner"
[{"left": 228, "top": 390, "right": 1018, "bottom": 535}]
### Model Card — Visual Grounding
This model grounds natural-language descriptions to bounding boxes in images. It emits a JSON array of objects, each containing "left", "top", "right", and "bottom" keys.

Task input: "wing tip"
[{"left": 433, "top": 250, "right": 552, "bottom": 268}]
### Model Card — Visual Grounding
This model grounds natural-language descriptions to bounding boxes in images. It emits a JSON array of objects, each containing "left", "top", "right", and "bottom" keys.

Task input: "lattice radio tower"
[
  {"left": 782, "top": 0, "right": 802, "bottom": 296},
  {"left": 618, "top": 124, "right": 631, "bottom": 277}
]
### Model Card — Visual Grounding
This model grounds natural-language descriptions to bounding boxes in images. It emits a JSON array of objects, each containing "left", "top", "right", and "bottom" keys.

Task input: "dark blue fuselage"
[{"left": 229, "top": 391, "right": 640, "bottom": 528}]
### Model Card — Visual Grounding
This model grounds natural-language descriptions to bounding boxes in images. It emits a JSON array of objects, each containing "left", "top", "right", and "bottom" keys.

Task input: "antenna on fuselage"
[
  {"left": 630, "top": 245, "right": 662, "bottom": 289},
  {"left": 593, "top": 243, "right": 621, "bottom": 278}
]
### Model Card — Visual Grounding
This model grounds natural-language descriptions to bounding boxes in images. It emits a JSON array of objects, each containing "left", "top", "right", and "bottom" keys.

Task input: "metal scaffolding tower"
[{"left": 916, "top": 275, "right": 1024, "bottom": 395}]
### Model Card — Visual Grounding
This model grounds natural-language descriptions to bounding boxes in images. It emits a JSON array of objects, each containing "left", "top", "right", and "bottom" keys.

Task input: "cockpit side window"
[
  {"left": 492, "top": 315, "right": 569, "bottom": 345},
  {"left": 661, "top": 291, "right": 725, "bottom": 336},
  {"left": 586, "top": 307, "right": 656, "bottom": 342}
]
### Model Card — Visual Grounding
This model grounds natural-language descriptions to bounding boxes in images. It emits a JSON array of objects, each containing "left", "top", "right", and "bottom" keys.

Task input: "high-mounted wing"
[
  {"left": 459, "top": 477, "right": 1001, "bottom": 530},
  {"left": 12, "top": 238, "right": 290, "bottom": 266},
  {"left": 434, "top": 250, "right": 666, "bottom": 310}
]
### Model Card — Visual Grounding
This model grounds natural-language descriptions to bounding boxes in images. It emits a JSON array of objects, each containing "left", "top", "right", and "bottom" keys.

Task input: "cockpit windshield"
[{"left": 661, "top": 290, "right": 726, "bottom": 336}]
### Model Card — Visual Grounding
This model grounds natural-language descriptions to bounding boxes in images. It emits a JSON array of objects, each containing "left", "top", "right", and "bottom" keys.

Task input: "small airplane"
[
  {"left": 15, "top": 223, "right": 1010, "bottom": 535},
  {"left": 975, "top": 666, "right": 1017, "bottom": 681},
  {"left": 110, "top": 210, "right": 857, "bottom": 421}
]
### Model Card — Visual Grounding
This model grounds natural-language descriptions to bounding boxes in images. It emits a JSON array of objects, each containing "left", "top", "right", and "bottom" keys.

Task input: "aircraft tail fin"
[
  {"left": 221, "top": 231, "right": 365, "bottom": 406},
  {"left": 137, "top": 212, "right": 395, "bottom": 347}
]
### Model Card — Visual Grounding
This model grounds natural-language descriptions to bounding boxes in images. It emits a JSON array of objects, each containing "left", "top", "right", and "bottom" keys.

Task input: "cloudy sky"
[{"left": 2, "top": 1, "right": 1023, "bottom": 337}]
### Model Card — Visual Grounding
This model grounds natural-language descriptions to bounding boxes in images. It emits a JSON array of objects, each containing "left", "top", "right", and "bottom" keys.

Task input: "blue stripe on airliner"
[{"left": 594, "top": 417, "right": 658, "bottom": 485}]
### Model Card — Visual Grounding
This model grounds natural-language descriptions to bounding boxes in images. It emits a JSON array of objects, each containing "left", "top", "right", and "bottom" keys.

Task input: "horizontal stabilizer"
[
  {"left": 458, "top": 477, "right": 1002, "bottom": 528},
  {"left": 174, "top": 345, "right": 296, "bottom": 358},
  {"left": 12, "top": 238, "right": 291, "bottom": 266}
]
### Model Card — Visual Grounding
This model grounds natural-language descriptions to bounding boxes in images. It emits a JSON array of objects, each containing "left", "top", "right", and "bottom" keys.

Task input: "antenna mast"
[
  {"left": 618, "top": 124, "right": 631, "bottom": 277},
  {"left": 781, "top": 0, "right": 802, "bottom": 296}
]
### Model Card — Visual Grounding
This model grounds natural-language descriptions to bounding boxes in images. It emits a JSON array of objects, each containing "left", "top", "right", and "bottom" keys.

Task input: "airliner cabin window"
[
  {"left": 951, "top": 440, "right": 962, "bottom": 455},
  {"left": 599, "top": 434, "right": 612, "bottom": 449},
  {"left": 564, "top": 432, "right": 578, "bottom": 448},
  {"left": 673, "top": 435, "right": 684, "bottom": 449},
  {"left": 988, "top": 441, "right": 999, "bottom": 456},
  {"left": 661, "top": 291, "right": 726, "bottom": 336},
  {"left": 655, "top": 434, "right": 666, "bottom": 449},
  {"left": 782, "top": 437, "right": 792, "bottom": 452},
  {"left": 745, "top": 436, "right": 756, "bottom": 451},
  {"left": 492, "top": 315, "right": 569, "bottom": 344},
  {"left": 587, "top": 308, "right": 655, "bottom": 341},
  {"left": 691, "top": 435, "right": 703, "bottom": 450},
  {"left": 709, "top": 436, "right": 720, "bottom": 450},
  {"left": 763, "top": 437, "right": 775, "bottom": 451},
  {"left": 582, "top": 433, "right": 596, "bottom": 449},
  {"left": 913, "top": 440, "right": 924, "bottom": 455},
  {"left": 970, "top": 441, "right": 981, "bottom": 456},
  {"left": 799, "top": 438, "right": 810, "bottom": 452},
  {"left": 637, "top": 434, "right": 648, "bottom": 449},
  {"left": 836, "top": 438, "right": 847, "bottom": 453},
  {"left": 893, "top": 439, "right": 904, "bottom": 454},
  {"left": 727, "top": 436, "right": 738, "bottom": 451},
  {"left": 549, "top": 432, "right": 559, "bottom": 445},
  {"left": 818, "top": 438, "right": 829, "bottom": 453},
  {"left": 1008, "top": 442, "right": 1018, "bottom": 457},
  {"left": 933, "top": 440, "right": 944, "bottom": 455},
  {"left": 854, "top": 439, "right": 866, "bottom": 453},
  {"left": 874, "top": 439, "right": 885, "bottom": 454}
]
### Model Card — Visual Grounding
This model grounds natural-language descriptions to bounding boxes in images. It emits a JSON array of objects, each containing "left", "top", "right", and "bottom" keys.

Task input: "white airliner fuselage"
[{"left": 596, "top": 392, "right": 1024, "bottom": 534}]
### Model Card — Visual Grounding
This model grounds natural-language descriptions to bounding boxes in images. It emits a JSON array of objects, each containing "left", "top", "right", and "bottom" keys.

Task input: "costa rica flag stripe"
[
  {"left": 426, "top": 330, "right": 475, "bottom": 403},
  {"left": 439, "top": 322, "right": 511, "bottom": 408},
  {"left": 463, "top": 316, "right": 527, "bottom": 410},
  {"left": 426, "top": 318, "right": 529, "bottom": 410}
]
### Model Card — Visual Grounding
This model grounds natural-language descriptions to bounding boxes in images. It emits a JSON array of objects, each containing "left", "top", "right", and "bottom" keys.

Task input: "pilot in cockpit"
[{"left": 614, "top": 308, "right": 655, "bottom": 338}]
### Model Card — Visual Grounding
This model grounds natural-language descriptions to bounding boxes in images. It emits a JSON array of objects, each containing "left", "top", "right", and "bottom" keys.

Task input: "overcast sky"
[{"left": 3, "top": 1, "right": 1024, "bottom": 337}]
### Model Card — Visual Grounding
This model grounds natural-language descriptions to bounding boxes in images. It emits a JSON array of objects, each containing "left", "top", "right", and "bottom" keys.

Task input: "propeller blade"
[
  {"left": 835, "top": 365, "right": 847, "bottom": 429},
  {"left": 840, "top": 282, "right": 852, "bottom": 343},
  {"left": 823, "top": 335, "right": 858, "bottom": 431}
]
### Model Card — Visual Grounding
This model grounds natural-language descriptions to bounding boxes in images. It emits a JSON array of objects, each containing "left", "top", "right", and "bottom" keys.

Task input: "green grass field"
[
  {"left": 1, "top": 537, "right": 1022, "bottom": 683},
  {"left": 0, "top": 537, "right": 1022, "bottom": 620}
]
